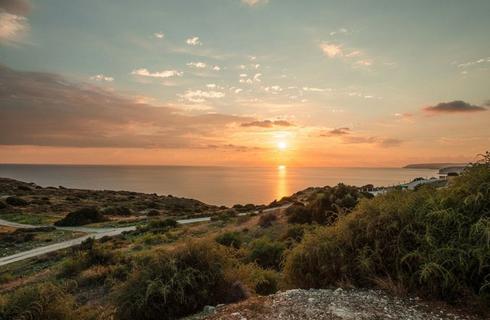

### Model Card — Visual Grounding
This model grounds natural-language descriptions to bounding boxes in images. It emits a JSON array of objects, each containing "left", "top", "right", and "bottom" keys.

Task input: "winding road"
[{"left": 0, "top": 204, "right": 291, "bottom": 267}]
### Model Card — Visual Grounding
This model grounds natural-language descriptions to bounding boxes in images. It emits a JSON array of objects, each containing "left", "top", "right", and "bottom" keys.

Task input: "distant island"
[{"left": 403, "top": 163, "right": 468, "bottom": 169}]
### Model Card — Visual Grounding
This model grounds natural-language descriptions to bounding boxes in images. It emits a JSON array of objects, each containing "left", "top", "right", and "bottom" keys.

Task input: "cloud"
[
  {"left": 90, "top": 74, "right": 114, "bottom": 82},
  {"left": 320, "top": 127, "right": 350, "bottom": 136},
  {"left": 241, "top": 120, "right": 294, "bottom": 128},
  {"left": 187, "top": 61, "right": 207, "bottom": 69},
  {"left": 319, "top": 127, "right": 402, "bottom": 147},
  {"left": 0, "top": 65, "right": 249, "bottom": 148},
  {"left": 423, "top": 100, "right": 487, "bottom": 114},
  {"left": 186, "top": 36, "right": 202, "bottom": 46},
  {"left": 264, "top": 85, "right": 282, "bottom": 94},
  {"left": 329, "top": 28, "right": 349, "bottom": 36},
  {"left": 355, "top": 59, "right": 373, "bottom": 67},
  {"left": 131, "top": 68, "right": 183, "bottom": 78},
  {"left": 0, "top": 0, "right": 31, "bottom": 15},
  {"left": 154, "top": 32, "right": 164, "bottom": 39},
  {"left": 457, "top": 57, "right": 490, "bottom": 68},
  {"left": 241, "top": 0, "right": 268, "bottom": 7},
  {"left": 342, "top": 136, "right": 403, "bottom": 148},
  {"left": 320, "top": 42, "right": 343, "bottom": 58},
  {"left": 0, "top": 11, "right": 28, "bottom": 44},
  {"left": 302, "top": 87, "right": 328, "bottom": 92},
  {"left": 179, "top": 89, "right": 225, "bottom": 103}
]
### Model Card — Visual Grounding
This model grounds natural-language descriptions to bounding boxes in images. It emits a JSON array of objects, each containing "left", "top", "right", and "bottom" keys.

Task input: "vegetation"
[
  {"left": 258, "top": 212, "right": 277, "bottom": 228},
  {"left": 216, "top": 231, "right": 242, "bottom": 249},
  {"left": 114, "top": 241, "right": 245, "bottom": 320},
  {"left": 248, "top": 237, "right": 285, "bottom": 270},
  {"left": 5, "top": 196, "right": 28, "bottom": 207},
  {"left": 0, "top": 283, "right": 80, "bottom": 320},
  {"left": 285, "top": 153, "right": 490, "bottom": 303},
  {"left": 285, "top": 183, "right": 370, "bottom": 225},
  {"left": 54, "top": 207, "right": 107, "bottom": 226},
  {"left": 1, "top": 153, "right": 489, "bottom": 318}
]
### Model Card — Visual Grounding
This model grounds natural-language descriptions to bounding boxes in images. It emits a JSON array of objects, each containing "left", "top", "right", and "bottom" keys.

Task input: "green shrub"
[
  {"left": 248, "top": 238, "right": 285, "bottom": 270},
  {"left": 282, "top": 225, "right": 306, "bottom": 243},
  {"left": 114, "top": 241, "right": 246, "bottom": 320},
  {"left": 285, "top": 204, "right": 312, "bottom": 224},
  {"left": 59, "top": 240, "right": 116, "bottom": 277},
  {"left": 0, "top": 201, "right": 6, "bottom": 210},
  {"left": 216, "top": 231, "right": 242, "bottom": 249},
  {"left": 258, "top": 212, "right": 277, "bottom": 228},
  {"left": 103, "top": 206, "right": 132, "bottom": 216},
  {"left": 0, "top": 283, "right": 79, "bottom": 320},
  {"left": 5, "top": 196, "right": 28, "bottom": 207},
  {"left": 54, "top": 207, "right": 107, "bottom": 226},
  {"left": 285, "top": 153, "right": 490, "bottom": 302},
  {"left": 235, "top": 263, "right": 280, "bottom": 295}
]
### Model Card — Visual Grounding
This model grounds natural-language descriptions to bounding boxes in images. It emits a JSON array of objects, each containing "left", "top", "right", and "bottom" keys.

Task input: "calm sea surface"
[{"left": 0, "top": 165, "right": 438, "bottom": 206}]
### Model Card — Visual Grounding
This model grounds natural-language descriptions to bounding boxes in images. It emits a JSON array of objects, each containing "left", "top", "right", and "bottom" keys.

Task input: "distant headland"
[{"left": 403, "top": 163, "right": 468, "bottom": 170}]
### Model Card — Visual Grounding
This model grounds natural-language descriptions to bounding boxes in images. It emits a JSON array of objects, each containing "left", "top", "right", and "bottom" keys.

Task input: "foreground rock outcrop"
[{"left": 189, "top": 289, "right": 482, "bottom": 320}]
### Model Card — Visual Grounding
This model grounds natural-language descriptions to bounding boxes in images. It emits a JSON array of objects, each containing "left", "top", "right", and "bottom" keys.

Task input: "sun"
[{"left": 277, "top": 141, "right": 287, "bottom": 150}]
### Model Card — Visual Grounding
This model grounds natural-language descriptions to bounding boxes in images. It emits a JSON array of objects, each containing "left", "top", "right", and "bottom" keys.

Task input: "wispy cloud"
[
  {"left": 131, "top": 68, "right": 183, "bottom": 78},
  {"left": 186, "top": 36, "right": 202, "bottom": 46},
  {"left": 90, "top": 74, "right": 114, "bottom": 82},
  {"left": 153, "top": 32, "right": 164, "bottom": 39},
  {"left": 179, "top": 89, "right": 225, "bottom": 103},
  {"left": 0, "top": 0, "right": 31, "bottom": 46},
  {"left": 320, "top": 42, "right": 343, "bottom": 58},
  {"left": 0, "top": 64, "right": 248, "bottom": 148},
  {"left": 241, "top": 120, "right": 294, "bottom": 128},
  {"left": 329, "top": 28, "right": 349, "bottom": 36},
  {"left": 241, "top": 0, "right": 268, "bottom": 7},
  {"left": 320, "top": 127, "right": 350, "bottom": 136},
  {"left": 423, "top": 100, "right": 488, "bottom": 114},
  {"left": 187, "top": 61, "right": 207, "bottom": 69}
]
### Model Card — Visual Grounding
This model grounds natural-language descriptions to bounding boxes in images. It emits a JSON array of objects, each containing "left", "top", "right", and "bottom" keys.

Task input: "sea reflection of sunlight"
[{"left": 276, "top": 165, "right": 289, "bottom": 200}]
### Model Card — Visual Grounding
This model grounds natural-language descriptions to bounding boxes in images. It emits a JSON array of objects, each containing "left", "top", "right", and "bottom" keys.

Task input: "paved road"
[{"left": 0, "top": 204, "right": 291, "bottom": 266}]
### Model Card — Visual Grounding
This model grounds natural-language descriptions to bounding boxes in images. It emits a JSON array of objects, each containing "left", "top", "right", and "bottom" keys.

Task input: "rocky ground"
[{"left": 189, "top": 289, "right": 485, "bottom": 320}]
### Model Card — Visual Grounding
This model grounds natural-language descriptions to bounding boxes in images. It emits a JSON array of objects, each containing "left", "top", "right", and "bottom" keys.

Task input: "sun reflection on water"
[{"left": 276, "top": 165, "right": 289, "bottom": 200}]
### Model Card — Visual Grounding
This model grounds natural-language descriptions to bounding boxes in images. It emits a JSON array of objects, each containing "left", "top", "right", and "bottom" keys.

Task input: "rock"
[
  {"left": 203, "top": 305, "right": 216, "bottom": 314},
  {"left": 333, "top": 287, "right": 343, "bottom": 295}
]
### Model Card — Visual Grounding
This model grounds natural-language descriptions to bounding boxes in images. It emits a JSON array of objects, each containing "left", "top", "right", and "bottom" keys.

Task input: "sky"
[{"left": 0, "top": 0, "right": 489, "bottom": 167}]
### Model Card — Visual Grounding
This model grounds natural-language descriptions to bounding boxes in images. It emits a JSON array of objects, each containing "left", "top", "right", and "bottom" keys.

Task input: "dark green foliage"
[
  {"left": 285, "top": 153, "right": 490, "bottom": 302},
  {"left": 254, "top": 269, "right": 280, "bottom": 295},
  {"left": 248, "top": 238, "right": 285, "bottom": 270},
  {"left": 0, "top": 283, "right": 79, "bottom": 320},
  {"left": 54, "top": 207, "right": 107, "bottom": 226},
  {"left": 216, "top": 231, "right": 242, "bottom": 249},
  {"left": 286, "top": 184, "right": 368, "bottom": 225},
  {"left": 5, "top": 196, "right": 28, "bottom": 206},
  {"left": 60, "top": 239, "right": 116, "bottom": 277},
  {"left": 114, "top": 242, "right": 244, "bottom": 320},
  {"left": 285, "top": 204, "right": 311, "bottom": 224},
  {"left": 258, "top": 212, "right": 277, "bottom": 228},
  {"left": 282, "top": 225, "right": 306, "bottom": 243},
  {"left": 0, "top": 201, "right": 5, "bottom": 209},
  {"left": 103, "top": 206, "right": 132, "bottom": 216},
  {"left": 141, "top": 218, "right": 178, "bottom": 234}
]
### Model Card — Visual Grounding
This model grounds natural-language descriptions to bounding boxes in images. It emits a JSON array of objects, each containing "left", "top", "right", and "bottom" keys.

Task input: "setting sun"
[{"left": 277, "top": 141, "right": 288, "bottom": 150}]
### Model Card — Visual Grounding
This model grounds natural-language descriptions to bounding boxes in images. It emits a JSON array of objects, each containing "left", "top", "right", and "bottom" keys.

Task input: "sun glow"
[{"left": 277, "top": 141, "right": 287, "bottom": 150}]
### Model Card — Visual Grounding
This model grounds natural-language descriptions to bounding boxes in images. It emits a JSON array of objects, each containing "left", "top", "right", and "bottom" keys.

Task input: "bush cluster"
[
  {"left": 114, "top": 241, "right": 247, "bottom": 320},
  {"left": 54, "top": 207, "right": 107, "bottom": 226},
  {"left": 216, "top": 231, "right": 242, "bottom": 249},
  {"left": 5, "top": 196, "right": 28, "bottom": 207},
  {"left": 285, "top": 153, "right": 490, "bottom": 302},
  {"left": 285, "top": 183, "right": 370, "bottom": 225}
]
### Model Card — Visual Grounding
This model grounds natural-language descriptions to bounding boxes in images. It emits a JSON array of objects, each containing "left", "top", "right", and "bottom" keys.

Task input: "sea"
[{"left": 0, "top": 164, "right": 439, "bottom": 206}]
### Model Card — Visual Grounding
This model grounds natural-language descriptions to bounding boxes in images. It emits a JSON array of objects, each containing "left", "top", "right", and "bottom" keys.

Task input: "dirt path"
[{"left": 0, "top": 204, "right": 292, "bottom": 266}]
